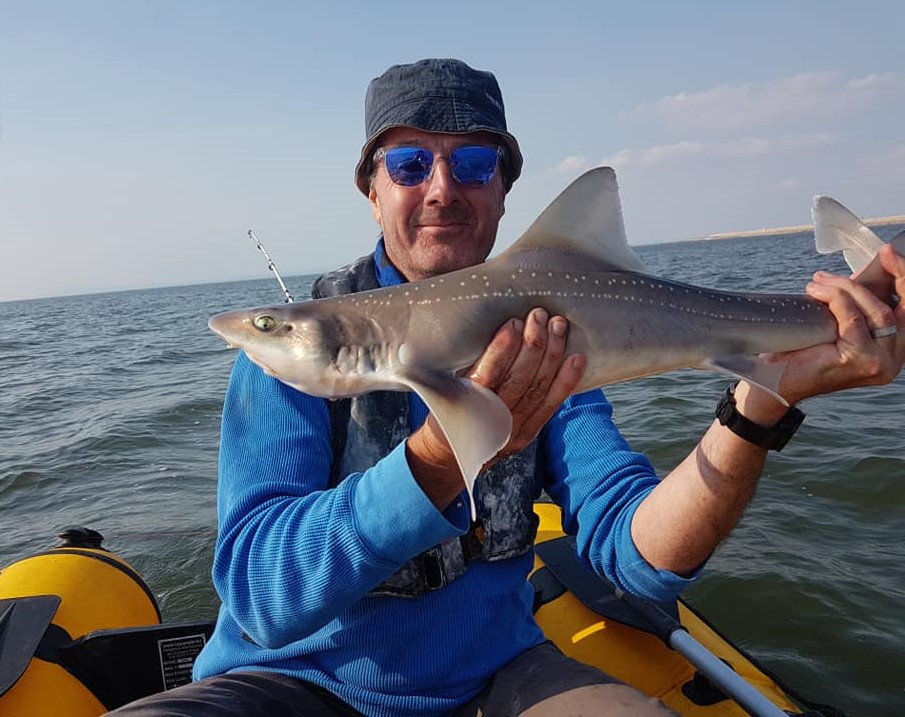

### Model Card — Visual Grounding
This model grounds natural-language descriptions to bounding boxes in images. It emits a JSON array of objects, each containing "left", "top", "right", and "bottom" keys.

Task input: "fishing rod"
[{"left": 248, "top": 230, "right": 294, "bottom": 303}]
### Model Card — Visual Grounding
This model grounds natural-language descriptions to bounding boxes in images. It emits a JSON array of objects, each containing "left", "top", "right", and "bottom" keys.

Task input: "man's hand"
[
  {"left": 635, "top": 246, "right": 905, "bottom": 575},
  {"left": 765, "top": 245, "right": 905, "bottom": 408},
  {"left": 467, "top": 307, "right": 587, "bottom": 458},
  {"left": 406, "top": 308, "right": 586, "bottom": 509}
]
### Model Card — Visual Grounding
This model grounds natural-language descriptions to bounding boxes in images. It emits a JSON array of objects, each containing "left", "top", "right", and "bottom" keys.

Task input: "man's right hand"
[{"left": 468, "top": 307, "right": 587, "bottom": 459}]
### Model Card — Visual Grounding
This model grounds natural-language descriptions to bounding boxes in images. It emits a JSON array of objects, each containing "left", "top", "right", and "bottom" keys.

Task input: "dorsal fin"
[{"left": 501, "top": 166, "right": 647, "bottom": 273}]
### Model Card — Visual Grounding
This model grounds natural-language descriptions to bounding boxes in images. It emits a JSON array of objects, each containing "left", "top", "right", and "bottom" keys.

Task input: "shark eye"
[{"left": 253, "top": 315, "right": 278, "bottom": 332}]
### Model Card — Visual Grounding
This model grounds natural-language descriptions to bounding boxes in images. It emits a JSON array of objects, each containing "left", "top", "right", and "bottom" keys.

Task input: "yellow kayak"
[{"left": 0, "top": 508, "right": 837, "bottom": 716}]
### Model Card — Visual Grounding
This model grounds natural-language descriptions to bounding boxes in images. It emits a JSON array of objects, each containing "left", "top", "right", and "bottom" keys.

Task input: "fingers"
[
  {"left": 879, "top": 242, "right": 905, "bottom": 289},
  {"left": 467, "top": 317, "right": 524, "bottom": 389},
  {"left": 799, "top": 268, "right": 902, "bottom": 392},
  {"left": 467, "top": 307, "right": 586, "bottom": 460},
  {"left": 808, "top": 271, "right": 896, "bottom": 345},
  {"left": 513, "top": 352, "right": 586, "bottom": 446},
  {"left": 500, "top": 308, "right": 586, "bottom": 453},
  {"left": 468, "top": 308, "right": 567, "bottom": 405},
  {"left": 880, "top": 244, "right": 905, "bottom": 362},
  {"left": 497, "top": 308, "right": 561, "bottom": 408}
]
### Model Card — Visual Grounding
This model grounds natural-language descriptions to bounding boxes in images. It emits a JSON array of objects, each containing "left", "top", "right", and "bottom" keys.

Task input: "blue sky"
[{"left": 1, "top": 1, "right": 903, "bottom": 302}]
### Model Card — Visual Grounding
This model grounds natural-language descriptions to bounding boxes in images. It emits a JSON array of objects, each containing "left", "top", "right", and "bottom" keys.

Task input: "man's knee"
[{"left": 463, "top": 642, "right": 678, "bottom": 717}]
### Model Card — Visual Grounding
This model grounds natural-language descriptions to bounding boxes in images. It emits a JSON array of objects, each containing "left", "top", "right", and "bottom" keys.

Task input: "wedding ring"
[{"left": 869, "top": 325, "right": 898, "bottom": 339}]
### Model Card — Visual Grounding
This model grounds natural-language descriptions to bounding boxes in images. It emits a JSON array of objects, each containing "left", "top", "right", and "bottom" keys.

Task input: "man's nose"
[{"left": 423, "top": 156, "right": 460, "bottom": 203}]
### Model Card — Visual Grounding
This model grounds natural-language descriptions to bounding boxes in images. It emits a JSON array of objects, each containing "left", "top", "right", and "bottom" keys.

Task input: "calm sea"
[{"left": 1, "top": 228, "right": 903, "bottom": 716}]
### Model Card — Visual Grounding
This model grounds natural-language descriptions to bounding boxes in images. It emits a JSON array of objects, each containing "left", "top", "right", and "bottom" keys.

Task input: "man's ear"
[{"left": 369, "top": 186, "right": 382, "bottom": 226}]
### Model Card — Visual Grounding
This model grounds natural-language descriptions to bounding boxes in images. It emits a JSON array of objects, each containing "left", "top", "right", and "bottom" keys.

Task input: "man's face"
[{"left": 368, "top": 127, "right": 506, "bottom": 282}]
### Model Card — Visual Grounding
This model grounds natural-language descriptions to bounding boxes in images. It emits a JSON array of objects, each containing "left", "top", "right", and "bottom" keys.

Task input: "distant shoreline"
[{"left": 699, "top": 214, "right": 905, "bottom": 241}]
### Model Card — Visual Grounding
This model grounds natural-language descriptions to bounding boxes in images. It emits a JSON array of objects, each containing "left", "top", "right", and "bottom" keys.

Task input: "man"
[{"left": 108, "top": 59, "right": 905, "bottom": 716}]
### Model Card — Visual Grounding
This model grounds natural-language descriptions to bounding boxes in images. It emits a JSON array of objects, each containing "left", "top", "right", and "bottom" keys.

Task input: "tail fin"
[
  {"left": 813, "top": 197, "right": 904, "bottom": 306},
  {"left": 811, "top": 196, "right": 885, "bottom": 273}
]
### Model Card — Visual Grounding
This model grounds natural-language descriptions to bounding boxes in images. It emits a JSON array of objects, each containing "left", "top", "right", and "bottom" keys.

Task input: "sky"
[{"left": 1, "top": 1, "right": 903, "bottom": 302}]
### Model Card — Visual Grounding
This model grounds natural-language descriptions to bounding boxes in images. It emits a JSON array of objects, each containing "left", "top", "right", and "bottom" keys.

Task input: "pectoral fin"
[{"left": 401, "top": 370, "right": 512, "bottom": 517}]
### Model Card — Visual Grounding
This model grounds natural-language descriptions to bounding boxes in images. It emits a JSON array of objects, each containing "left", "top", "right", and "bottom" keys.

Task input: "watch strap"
[{"left": 715, "top": 383, "right": 804, "bottom": 451}]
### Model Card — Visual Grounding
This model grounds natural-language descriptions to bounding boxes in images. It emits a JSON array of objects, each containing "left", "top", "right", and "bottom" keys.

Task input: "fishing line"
[{"left": 248, "top": 230, "right": 294, "bottom": 303}]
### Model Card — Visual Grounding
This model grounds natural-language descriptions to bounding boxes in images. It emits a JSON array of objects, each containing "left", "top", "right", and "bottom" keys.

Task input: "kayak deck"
[{"left": 532, "top": 502, "right": 815, "bottom": 715}]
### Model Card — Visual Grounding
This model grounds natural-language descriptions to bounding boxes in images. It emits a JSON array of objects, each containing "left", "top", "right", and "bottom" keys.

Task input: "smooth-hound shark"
[{"left": 209, "top": 167, "right": 902, "bottom": 514}]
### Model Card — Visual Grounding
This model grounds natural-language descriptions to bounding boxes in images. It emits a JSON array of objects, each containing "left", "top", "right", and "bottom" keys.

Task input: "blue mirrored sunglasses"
[{"left": 374, "top": 145, "right": 504, "bottom": 187}]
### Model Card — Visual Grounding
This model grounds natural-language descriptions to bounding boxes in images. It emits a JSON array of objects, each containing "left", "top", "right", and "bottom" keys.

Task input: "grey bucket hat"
[{"left": 354, "top": 58, "right": 523, "bottom": 195}]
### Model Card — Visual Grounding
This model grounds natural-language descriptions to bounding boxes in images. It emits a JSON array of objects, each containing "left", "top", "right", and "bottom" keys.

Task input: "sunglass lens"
[
  {"left": 384, "top": 147, "right": 433, "bottom": 186},
  {"left": 451, "top": 146, "right": 500, "bottom": 185},
  {"left": 381, "top": 145, "right": 500, "bottom": 186}
]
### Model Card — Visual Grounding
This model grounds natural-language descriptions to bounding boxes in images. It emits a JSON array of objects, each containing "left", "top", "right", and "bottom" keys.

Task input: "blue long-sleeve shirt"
[{"left": 193, "top": 243, "right": 696, "bottom": 716}]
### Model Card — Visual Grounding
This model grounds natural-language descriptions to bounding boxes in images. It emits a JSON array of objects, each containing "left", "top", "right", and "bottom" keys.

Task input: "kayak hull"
[{"left": 0, "top": 508, "right": 830, "bottom": 715}]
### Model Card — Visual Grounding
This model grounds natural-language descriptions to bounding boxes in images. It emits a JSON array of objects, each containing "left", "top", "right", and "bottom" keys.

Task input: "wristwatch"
[{"left": 714, "top": 383, "right": 804, "bottom": 451}]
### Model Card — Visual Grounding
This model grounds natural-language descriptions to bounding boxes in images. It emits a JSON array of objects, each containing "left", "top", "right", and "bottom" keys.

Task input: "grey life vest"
[{"left": 311, "top": 252, "right": 540, "bottom": 597}]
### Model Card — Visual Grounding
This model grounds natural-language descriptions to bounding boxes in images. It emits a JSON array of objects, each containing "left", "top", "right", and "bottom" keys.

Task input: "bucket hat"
[{"left": 354, "top": 58, "right": 523, "bottom": 195}]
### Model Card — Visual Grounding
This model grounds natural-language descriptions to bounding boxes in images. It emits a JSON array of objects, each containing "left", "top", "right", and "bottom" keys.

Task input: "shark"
[{"left": 208, "top": 167, "right": 901, "bottom": 513}]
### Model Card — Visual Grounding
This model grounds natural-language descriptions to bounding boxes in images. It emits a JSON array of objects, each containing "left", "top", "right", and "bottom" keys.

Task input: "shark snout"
[
  {"left": 208, "top": 310, "right": 267, "bottom": 349},
  {"left": 208, "top": 311, "right": 241, "bottom": 341}
]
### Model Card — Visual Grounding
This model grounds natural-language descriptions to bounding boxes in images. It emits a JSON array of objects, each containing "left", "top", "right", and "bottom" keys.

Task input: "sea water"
[{"left": 1, "top": 228, "right": 902, "bottom": 716}]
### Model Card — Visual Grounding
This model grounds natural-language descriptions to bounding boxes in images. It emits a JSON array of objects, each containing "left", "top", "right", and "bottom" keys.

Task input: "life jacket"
[{"left": 311, "top": 252, "right": 539, "bottom": 598}]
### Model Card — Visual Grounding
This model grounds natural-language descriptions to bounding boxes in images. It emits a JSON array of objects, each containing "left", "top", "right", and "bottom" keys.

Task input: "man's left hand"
[{"left": 774, "top": 244, "right": 905, "bottom": 405}]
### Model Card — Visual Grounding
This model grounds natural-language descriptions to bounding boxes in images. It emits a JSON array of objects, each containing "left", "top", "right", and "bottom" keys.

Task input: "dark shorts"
[
  {"left": 103, "top": 670, "right": 362, "bottom": 716},
  {"left": 455, "top": 640, "right": 620, "bottom": 715},
  {"left": 103, "top": 642, "right": 672, "bottom": 716}
]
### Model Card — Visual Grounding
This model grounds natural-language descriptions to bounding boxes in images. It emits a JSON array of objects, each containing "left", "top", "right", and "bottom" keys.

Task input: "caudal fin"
[{"left": 811, "top": 196, "right": 885, "bottom": 273}]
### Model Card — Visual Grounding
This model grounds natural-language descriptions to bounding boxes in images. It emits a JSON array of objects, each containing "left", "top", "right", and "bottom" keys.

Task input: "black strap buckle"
[
  {"left": 418, "top": 548, "right": 446, "bottom": 591},
  {"left": 459, "top": 519, "right": 486, "bottom": 564}
]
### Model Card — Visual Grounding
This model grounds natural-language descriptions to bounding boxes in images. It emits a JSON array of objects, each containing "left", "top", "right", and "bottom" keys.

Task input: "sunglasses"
[{"left": 374, "top": 145, "right": 504, "bottom": 187}]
